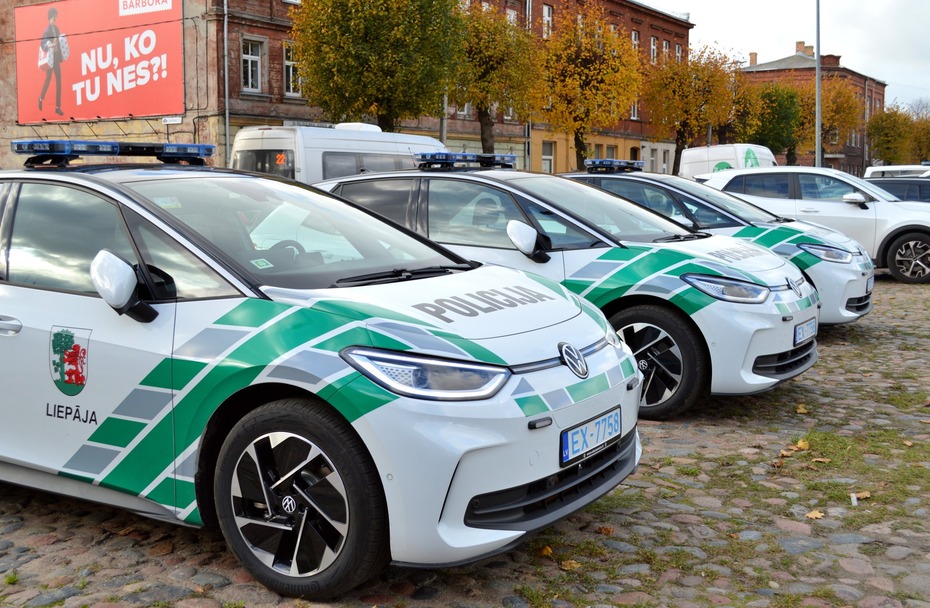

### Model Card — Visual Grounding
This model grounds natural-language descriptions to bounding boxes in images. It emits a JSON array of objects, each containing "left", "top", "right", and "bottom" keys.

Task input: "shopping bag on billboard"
[
  {"left": 38, "top": 46, "right": 53, "bottom": 71},
  {"left": 58, "top": 34, "right": 69, "bottom": 61}
]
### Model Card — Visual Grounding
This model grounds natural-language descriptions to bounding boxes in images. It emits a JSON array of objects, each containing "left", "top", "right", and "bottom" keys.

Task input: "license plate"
[
  {"left": 560, "top": 407, "right": 622, "bottom": 467},
  {"left": 867, "top": 275, "right": 874, "bottom": 292},
  {"left": 794, "top": 318, "right": 817, "bottom": 346}
]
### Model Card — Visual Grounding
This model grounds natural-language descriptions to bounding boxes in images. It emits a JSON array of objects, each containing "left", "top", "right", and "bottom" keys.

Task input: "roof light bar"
[
  {"left": 12, "top": 139, "right": 215, "bottom": 167},
  {"left": 415, "top": 152, "right": 517, "bottom": 168},
  {"left": 584, "top": 158, "right": 646, "bottom": 173}
]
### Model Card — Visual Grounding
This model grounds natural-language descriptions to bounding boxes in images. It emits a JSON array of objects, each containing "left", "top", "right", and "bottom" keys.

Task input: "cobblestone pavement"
[{"left": 2, "top": 272, "right": 929, "bottom": 608}]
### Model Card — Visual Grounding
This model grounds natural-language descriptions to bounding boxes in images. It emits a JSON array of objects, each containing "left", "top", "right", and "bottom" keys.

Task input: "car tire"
[
  {"left": 609, "top": 304, "right": 708, "bottom": 420},
  {"left": 887, "top": 232, "right": 930, "bottom": 283},
  {"left": 214, "top": 398, "right": 389, "bottom": 599}
]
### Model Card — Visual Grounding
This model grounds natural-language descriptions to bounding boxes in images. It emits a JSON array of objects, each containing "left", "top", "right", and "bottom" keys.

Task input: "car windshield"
[
  {"left": 123, "top": 174, "right": 459, "bottom": 289},
  {"left": 656, "top": 175, "right": 779, "bottom": 223},
  {"left": 501, "top": 174, "right": 691, "bottom": 242}
]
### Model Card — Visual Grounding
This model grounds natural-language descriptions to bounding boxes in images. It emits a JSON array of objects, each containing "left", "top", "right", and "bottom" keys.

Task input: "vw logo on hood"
[
  {"left": 559, "top": 342, "right": 588, "bottom": 379},
  {"left": 787, "top": 277, "right": 803, "bottom": 297}
]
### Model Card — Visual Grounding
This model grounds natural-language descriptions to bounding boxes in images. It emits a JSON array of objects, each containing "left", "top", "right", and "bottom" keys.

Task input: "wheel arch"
[
  {"left": 194, "top": 382, "right": 358, "bottom": 529},
  {"left": 597, "top": 293, "right": 711, "bottom": 370},
  {"left": 876, "top": 225, "right": 930, "bottom": 269}
]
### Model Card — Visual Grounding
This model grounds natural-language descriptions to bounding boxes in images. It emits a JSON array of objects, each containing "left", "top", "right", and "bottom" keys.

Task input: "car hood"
[
  {"left": 650, "top": 233, "right": 792, "bottom": 277},
  {"left": 750, "top": 220, "right": 861, "bottom": 251},
  {"left": 259, "top": 265, "right": 601, "bottom": 347}
]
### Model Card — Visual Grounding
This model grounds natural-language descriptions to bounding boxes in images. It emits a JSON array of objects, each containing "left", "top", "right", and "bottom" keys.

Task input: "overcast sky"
[{"left": 637, "top": 0, "right": 930, "bottom": 109}]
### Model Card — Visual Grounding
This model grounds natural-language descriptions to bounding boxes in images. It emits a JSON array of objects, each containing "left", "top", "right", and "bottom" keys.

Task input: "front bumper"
[{"left": 344, "top": 340, "right": 642, "bottom": 566}]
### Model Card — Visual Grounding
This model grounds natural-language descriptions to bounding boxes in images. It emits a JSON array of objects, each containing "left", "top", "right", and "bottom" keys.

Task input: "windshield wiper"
[
  {"left": 653, "top": 232, "right": 709, "bottom": 243},
  {"left": 330, "top": 264, "right": 473, "bottom": 288}
]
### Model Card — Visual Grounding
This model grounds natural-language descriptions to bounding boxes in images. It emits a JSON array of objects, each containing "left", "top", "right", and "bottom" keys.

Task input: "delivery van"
[
  {"left": 679, "top": 144, "right": 776, "bottom": 179},
  {"left": 229, "top": 123, "right": 447, "bottom": 184}
]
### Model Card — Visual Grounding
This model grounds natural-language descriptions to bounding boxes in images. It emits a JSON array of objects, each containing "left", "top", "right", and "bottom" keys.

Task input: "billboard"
[{"left": 15, "top": 0, "right": 183, "bottom": 123}]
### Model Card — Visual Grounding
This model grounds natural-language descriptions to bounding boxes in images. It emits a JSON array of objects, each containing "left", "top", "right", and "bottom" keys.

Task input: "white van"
[
  {"left": 229, "top": 123, "right": 446, "bottom": 184},
  {"left": 679, "top": 144, "right": 776, "bottom": 179}
]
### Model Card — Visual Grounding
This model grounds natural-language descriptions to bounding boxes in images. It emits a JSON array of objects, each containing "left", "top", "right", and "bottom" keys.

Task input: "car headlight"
[
  {"left": 797, "top": 243, "right": 853, "bottom": 264},
  {"left": 342, "top": 348, "right": 511, "bottom": 400},
  {"left": 681, "top": 273, "right": 770, "bottom": 304}
]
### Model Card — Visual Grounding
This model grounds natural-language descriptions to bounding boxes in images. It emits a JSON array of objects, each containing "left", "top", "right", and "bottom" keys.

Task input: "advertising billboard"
[{"left": 15, "top": 0, "right": 183, "bottom": 123}]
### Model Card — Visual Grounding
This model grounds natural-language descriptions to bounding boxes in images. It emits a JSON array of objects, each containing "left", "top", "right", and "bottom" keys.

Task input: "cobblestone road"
[{"left": 2, "top": 272, "right": 929, "bottom": 608}]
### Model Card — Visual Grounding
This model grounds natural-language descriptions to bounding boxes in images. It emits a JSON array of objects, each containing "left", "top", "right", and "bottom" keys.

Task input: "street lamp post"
[{"left": 815, "top": 0, "right": 822, "bottom": 167}]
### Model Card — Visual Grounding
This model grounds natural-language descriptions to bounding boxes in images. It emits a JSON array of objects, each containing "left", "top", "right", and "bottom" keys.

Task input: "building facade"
[
  {"left": 2, "top": 0, "right": 690, "bottom": 173},
  {"left": 742, "top": 41, "right": 886, "bottom": 175}
]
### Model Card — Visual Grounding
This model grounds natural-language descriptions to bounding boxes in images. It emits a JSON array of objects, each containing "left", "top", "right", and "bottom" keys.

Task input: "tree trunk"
[
  {"left": 786, "top": 145, "right": 798, "bottom": 166},
  {"left": 377, "top": 114, "right": 396, "bottom": 133},
  {"left": 477, "top": 107, "right": 495, "bottom": 154},
  {"left": 574, "top": 130, "right": 587, "bottom": 171}
]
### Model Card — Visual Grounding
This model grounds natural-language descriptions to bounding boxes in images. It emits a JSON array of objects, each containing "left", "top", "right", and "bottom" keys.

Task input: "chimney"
[
  {"left": 749, "top": 52, "right": 757, "bottom": 66},
  {"left": 796, "top": 41, "right": 805, "bottom": 53}
]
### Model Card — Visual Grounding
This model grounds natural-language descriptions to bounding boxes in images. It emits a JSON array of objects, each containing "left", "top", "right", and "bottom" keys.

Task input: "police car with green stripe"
[
  {"left": 315, "top": 153, "right": 822, "bottom": 421},
  {"left": 562, "top": 162, "right": 874, "bottom": 325},
  {"left": 0, "top": 141, "right": 642, "bottom": 599}
]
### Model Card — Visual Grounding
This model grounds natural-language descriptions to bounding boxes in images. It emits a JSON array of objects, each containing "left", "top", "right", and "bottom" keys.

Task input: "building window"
[
  {"left": 241, "top": 39, "right": 263, "bottom": 93},
  {"left": 506, "top": 7, "right": 517, "bottom": 24},
  {"left": 284, "top": 43, "right": 301, "bottom": 97},
  {"left": 662, "top": 149, "right": 670, "bottom": 173},
  {"left": 542, "top": 4, "right": 553, "bottom": 38},
  {"left": 606, "top": 145, "right": 617, "bottom": 159},
  {"left": 676, "top": 44, "right": 683, "bottom": 63},
  {"left": 541, "top": 141, "right": 555, "bottom": 173},
  {"left": 650, "top": 148, "right": 657, "bottom": 172},
  {"left": 663, "top": 40, "right": 670, "bottom": 57},
  {"left": 455, "top": 102, "right": 473, "bottom": 118},
  {"left": 650, "top": 36, "right": 658, "bottom": 63},
  {"left": 630, "top": 97, "right": 639, "bottom": 120},
  {"left": 630, "top": 146, "right": 639, "bottom": 161},
  {"left": 631, "top": 30, "right": 639, "bottom": 51},
  {"left": 594, "top": 144, "right": 603, "bottom": 158}
]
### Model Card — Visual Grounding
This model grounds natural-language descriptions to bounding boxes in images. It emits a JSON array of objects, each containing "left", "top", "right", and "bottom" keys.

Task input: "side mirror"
[
  {"left": 842, "top": 192, "right": 869, "bottom": 209},
  {"left": 91, "top": 250, "right": 158, "bottom": 323},
  {"left": 506, "top": 220, "right": 550, "bottom": 263}
]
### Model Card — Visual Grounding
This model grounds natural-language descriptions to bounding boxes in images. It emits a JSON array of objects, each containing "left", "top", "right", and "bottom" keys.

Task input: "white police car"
[
  {"left": 314, "top": 153, "right": 822, "bottom": 421},
  {"left": 0, "top": 140, "right": 642, "bottom": 598},
  {"left": 563, "top": 163, "right": 874, "bottom": 325}
]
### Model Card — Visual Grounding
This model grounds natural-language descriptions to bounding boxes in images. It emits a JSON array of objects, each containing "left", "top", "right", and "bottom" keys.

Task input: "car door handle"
[
  {"left": 799, "top": 207, "right": 820, "bottom": 213},
  {"left": 0, "top": 316, "right": 23, "bottom": 336}
]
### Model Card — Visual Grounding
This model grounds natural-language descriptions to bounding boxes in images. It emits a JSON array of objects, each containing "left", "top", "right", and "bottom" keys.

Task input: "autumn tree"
[
  {"left": 532, "top": 3, "right": 642, "bottom": 169},
  {"left": 867, "top": 106, "right": 914, "bottom": 165},
  {"left": 714, "top": 71, "right": 761, "bottom": 145},
  {"left": 289, "top": 0, "right": 464, "bottom": 132},
  {"left": 911, "top": 118, "right": 930, "bottom": 163},
  {"left": 795, "top": 76, "right": 862, "bottom": 163},
  {"left": 748, "top": 82, "right": 801, "bottom": 159},
  {"left": 641, "top": 46, "right": 738, "bottom": 175},
  {"left": 450, "top": 3, "right": 538, "bottom": 153}
]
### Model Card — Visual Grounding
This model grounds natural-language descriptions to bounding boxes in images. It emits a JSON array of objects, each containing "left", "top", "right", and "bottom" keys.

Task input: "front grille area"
[
  {"left": 846, "top": 293, "right": 873, "bottom": 314},
  {"left": 463, "top": 429, "right": 638, "bottom": 531},
  {"left": 753, "top": 339, "right": 818, "bottom": 379}
]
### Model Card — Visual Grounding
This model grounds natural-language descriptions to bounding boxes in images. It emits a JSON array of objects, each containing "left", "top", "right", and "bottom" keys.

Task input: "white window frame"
[
  {"left": 541, "top": 141, "right": 555, "bottom": 174},
  {"left": 241, "top": 38, "right": 264, "bottom": 93},
  {"left": 663, "top": 40, "right": 670, "bottom": 57},
  {"left": 631, "top": 30, "right": 639, "bottom": 51},
  {"left": 676, "top": 44, "right": 683, "bottom": 63},
  {"left": 283, "top": 42, "right": 301, "bottom": 98},
  {"left": 542, "top": 4, "right": 553, "bottom": 38},
  {"left": 630, "top": 97, "right": 639, "bottom": 120},
  {"left": 650, "top": 36, "right": 658, "bottom": 64}
]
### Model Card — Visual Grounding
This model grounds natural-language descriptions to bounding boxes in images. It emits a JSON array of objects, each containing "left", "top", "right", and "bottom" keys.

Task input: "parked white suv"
[{"left": 698, "top": 166, "right": 930, "bottom": 283}]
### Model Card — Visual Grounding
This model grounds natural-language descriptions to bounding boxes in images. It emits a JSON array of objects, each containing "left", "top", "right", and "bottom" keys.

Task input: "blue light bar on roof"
[
  {"left": 415, "top": 152, "right": 517, "bottom": 165},
  {"left": 12, "top": 140, "right": 121, "bottom": 155},
  {"left": 584, "top": 158, "right": 646, "bottom": 170}
]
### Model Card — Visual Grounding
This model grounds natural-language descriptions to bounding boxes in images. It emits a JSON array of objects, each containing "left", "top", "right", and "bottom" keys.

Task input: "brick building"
[
  {"left": 2, "top": 0, "right": 691, "bottom": 173},
  {"left": 742, "top": 41, "right": 886, "bottom": 175}
]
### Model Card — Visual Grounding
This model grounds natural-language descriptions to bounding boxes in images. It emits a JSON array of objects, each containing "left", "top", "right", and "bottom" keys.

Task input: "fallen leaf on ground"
[
  {"left": 796, "top": 438, "right": 810, "bottom": 450},
  {"left": 806, "top": 509, "right": 824, "bottom": 519},
  {"left": 538, "top": 545, "right": 553, "bottom": 557},
  {"left": 560, "top": 559, "right": 582, "bottom": 571},
  {"left": 595, "top": 526, "right": 614, "bottom": 535},
  {"left": 855, "top": 490, "right": 871, "bottom": 500},
  {"left": 812, "top": 458, "right": 831, "bottom": 463},
  {"left": 796, "top": 404, "right": 810, "bottom": 414}
]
